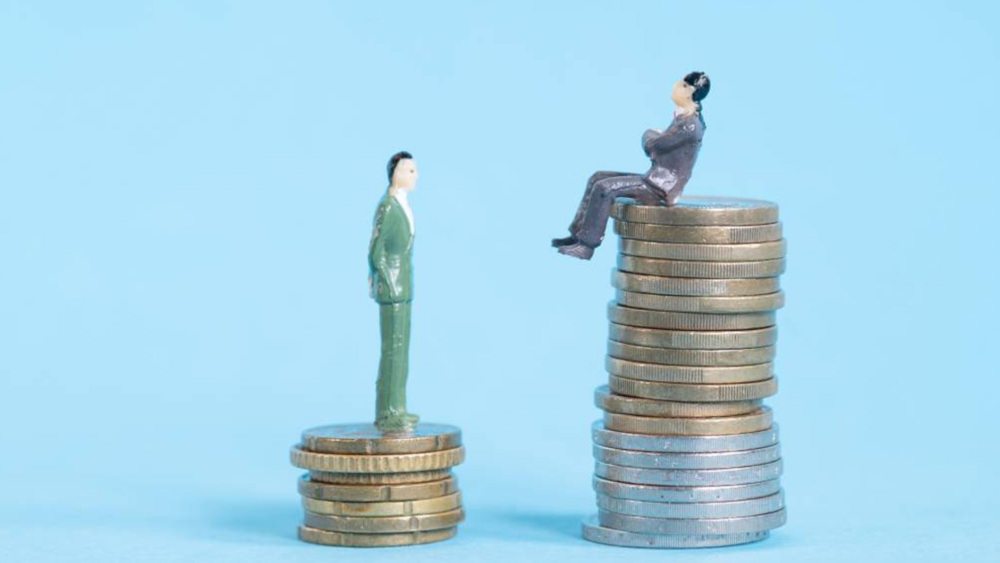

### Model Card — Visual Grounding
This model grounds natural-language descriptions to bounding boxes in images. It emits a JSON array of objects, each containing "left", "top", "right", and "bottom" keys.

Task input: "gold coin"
[
  {"left": 608, "top": 341, "right": 776, "bottom": 367},
  {"left": 298, "top": 474, "right": 459, "bottom": 502},
  {"left": 290, "top": 446, "right": 465, "bottom": 473},
  {"left": 610, "top": 375, "right": 778, "bottom": 402},
  {"left": 604, "top": 408, "right": 773, "bottom": 436},
  {"left": 297, "top": 525, "right": 457, "bottom": 547},
  {"left": 611, "top": 197, "right": 779, "bottom": 226},
  {"left": 595, "top": 385, "right": 761, "bottom": 417},
  {"left": 301, "top": 423, "right": 461, "bottom": 454},
  {"left": 302, "top": 492, "right": 462, "bottom": 517},
  {"left": 303, "top": 508, "right": 465, "bottom": 534},
  {"left": 616, "top": 290, "right": 785, "bottom": 314},
  {"left": 606, "top": 357, "right": 773, "bottom": 384},
  {"left": 309, "top": 470, "right": 452, "bottom": 485}
]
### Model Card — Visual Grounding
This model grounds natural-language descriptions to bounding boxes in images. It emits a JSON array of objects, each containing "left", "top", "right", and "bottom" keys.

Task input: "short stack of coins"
[
  {"left": 582, "top": 196, "right": 787, "bottom": 548},
  {"left": 290, "top": 423, "right": 465, "bottom": 547}
]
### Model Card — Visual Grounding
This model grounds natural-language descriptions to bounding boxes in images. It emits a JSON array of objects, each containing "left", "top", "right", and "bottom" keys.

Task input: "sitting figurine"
[{"left": 552, "top": 71, "right": 711, "bottom": 260}]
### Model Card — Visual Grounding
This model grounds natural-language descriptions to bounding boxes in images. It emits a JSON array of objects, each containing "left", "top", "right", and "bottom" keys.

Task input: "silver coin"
[
  {"left": 592, "top": 421, "right": 780, "bottom": 453},
  {"left": 582, "top": 515, "right": 770, "bottom": 548},
  {"left": 615, "top": 221, "right": 783, "bottom": 244},
  {"left": 598, "top": 508, "right": 786, "bottom": 535},
  {"left": 606, "top": 357, "right": 773, "bottom": 384},
  {"left": 608, "top": 303, "right": 776, "bottom": 331},
  {"left": 619, "top": 238, "right": 786, "bottom": 261},
  {"left": 611, "top": 197, "right": 779, "bottom": 226},
  {"left": 595, "top": 459, "right": 783, "bottom": 486},
  {"left": 616, "top": 290, "right": 785, "bottom": 314},
  {"left": 595, "top": 386, "right": 762, "bottom": 418},
  {"left": 611, "top": 270, "right": 781, "bottom": 297},
  {"left": 618, "top": 255, "right": 786, "bottom": 279},
  {"left": 609, "top": 375, "right": 778, "bottom": 402},
  {"left": 608, "top": 341, "right": 776, "bottom": 367},
  {"left": 597, "top": 491, "right": 785, "bottom": 519},
  {"left": 593, "top": 476, "right": 782, "bottom": 503},
  {"left": 608, "top": 324, "right": 777, "bottom": 350},
  {"left": 593, "top": 444, "right": 781, "bottom": 470}
]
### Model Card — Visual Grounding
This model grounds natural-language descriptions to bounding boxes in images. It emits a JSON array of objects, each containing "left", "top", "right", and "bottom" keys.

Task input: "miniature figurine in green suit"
[{"left": 369, "top": 151, "right": 419, "bottom": 431}]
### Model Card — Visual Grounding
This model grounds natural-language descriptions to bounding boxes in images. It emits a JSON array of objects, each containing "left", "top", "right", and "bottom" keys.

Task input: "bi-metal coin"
[
  {"left": 309, "top": 470, "right": 453, "bottom": 485},
  {"left": 615, "top": 221, "right": 783, "bottom": 244},
  {"left": 603, "top": 409, "right": 773, "bottom": 436},
  {"left": 611, "top": 270, "right": 781, "bottom": 297},
  {"left": 608, "top": 324, "right": 778, "bottom": 350},
  {"left": 615, "top": 290, "right": 785, "bottom": 314},
  {"left": 595, "top": 386, "right": 762, "bottom": 418},
  {"left": 611, "top": 197, "right": 779, "bottom": 226},
  {"left": 617, "top": 255, "right": 786, "bottom": 279},
  {"left": 606, "top": 357, "right": 773, "bottom": 384},
  {"left": 608, "top": 340, "right": 776, "bottom": 367},
  {"left": 591, "top": 421, "right": 779, "bottom": 453},
  {"left": 618, "top": 238, "right": 786, "bottom": 262},
  {"left": 608, "top": 303, "right": 776, "bottom": 331},
  {"left": 609, "top": 375, "right": 778, "bottom": 402}
]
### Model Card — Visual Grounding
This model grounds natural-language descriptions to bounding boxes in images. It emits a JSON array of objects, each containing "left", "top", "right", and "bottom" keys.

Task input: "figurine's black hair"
[
  {"left": 684, "top": 71, "right": 711, "bottom": 102},
  {"left": 387, "top": 151, "right": 414, "bottom": 182}
]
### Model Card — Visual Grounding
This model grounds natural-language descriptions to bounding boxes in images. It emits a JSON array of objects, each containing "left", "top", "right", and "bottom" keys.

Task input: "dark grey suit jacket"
[{"left": 641, "top": 112, "right": 705, "bottom": 198}]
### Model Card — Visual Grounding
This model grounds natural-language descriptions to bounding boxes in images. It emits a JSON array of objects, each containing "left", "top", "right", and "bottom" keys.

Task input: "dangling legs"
[
  {"left": 557, "top": 176, "right": 665, "bottom": 260},
  {"left": 553, "top": 171, "right": 633, "bottom": 247}
]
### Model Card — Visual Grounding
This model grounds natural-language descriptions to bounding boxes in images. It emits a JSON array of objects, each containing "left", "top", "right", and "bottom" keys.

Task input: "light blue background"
[{"left": 2, "top": 1, "right": 998, "bottom": 561}]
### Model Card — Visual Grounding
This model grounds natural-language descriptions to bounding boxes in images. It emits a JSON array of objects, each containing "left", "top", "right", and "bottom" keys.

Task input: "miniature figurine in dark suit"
[
  {"left": 369, "top": 151, "right": 419, "bottom": 431},
  {"left": 553, "top": 71, "right": 711, "bottom": 260}
]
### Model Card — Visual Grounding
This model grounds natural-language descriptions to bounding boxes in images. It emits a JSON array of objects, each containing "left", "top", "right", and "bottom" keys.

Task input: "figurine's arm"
[
  {"left": 642, "top": 128, "right": 663, "bottom": 157},
  {"left": 649, "top": 123, "right": 696, "bottom": 154},
  {"left": 368, "top": 204, "right": 401, "bottom": 301}
]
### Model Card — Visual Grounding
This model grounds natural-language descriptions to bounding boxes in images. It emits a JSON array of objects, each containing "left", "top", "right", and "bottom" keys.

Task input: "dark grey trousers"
[{"left": 568, "top": 171, "right": 665, "bottom": 248}]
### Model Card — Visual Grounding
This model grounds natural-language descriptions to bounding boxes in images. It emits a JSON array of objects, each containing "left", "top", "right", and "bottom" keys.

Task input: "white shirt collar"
[{"left": 389, "top": 188, "right": 414, "bottom": 233}]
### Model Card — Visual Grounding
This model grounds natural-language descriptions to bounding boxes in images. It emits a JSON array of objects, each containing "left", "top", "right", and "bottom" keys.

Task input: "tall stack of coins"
[
  {"left": 582, "top": 197, "right": 787, "bottom": 548},
  {"left": 290, "top": 423, "right": 465, "bottom": 547}
]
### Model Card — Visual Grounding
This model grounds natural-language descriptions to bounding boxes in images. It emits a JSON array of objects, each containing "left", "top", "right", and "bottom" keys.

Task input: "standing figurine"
[
  {"left": 552, "top": 71, "right": 711, "bottom": 260},
  {"left": 369, "top": 151, "right": 419, "bottom": 431}
]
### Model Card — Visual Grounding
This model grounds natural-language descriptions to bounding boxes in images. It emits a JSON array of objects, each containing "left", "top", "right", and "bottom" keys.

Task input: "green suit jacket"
[{"left": 369, "top": 194, "right": 414, "bottom": 303}]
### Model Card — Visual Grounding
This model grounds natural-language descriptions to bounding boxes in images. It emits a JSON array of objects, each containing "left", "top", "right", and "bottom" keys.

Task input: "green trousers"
[{"left": 376, "top": 302, "right": 412, "bottom": 426}]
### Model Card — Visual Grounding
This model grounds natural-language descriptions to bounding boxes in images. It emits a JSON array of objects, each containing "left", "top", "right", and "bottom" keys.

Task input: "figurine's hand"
[{"left": 368, "top": 274, "right": 375, "bottom": 299}]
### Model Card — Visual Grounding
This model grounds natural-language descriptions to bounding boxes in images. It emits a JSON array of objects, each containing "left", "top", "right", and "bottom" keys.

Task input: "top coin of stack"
[
  {"left": 582, "top": 196, "right": 787, "bottom": 549},
  {"left": 290, "top": 423, "right": 466, "bottom": 547}
]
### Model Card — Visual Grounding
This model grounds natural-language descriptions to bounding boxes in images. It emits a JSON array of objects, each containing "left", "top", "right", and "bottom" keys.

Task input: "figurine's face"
[
  {"left": 391, "top": 158, "right": 418, "bottom": 191},
  {"left": 672, "top": 79, "right": 697, "bottom": 109}
]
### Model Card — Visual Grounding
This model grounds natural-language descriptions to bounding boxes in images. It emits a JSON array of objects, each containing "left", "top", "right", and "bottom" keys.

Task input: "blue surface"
[{"left": 2, "top": 1, "right": 998, "bottom": 561}]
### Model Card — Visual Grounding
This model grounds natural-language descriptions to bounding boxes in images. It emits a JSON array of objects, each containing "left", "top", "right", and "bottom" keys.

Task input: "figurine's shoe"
[
  {"left": 551, "top": 235, "right": 578, "bottom": 248},
  {"left": 557, "top": 241, "right": 595, "bottom": 260},
  {"left": 375, "top": 412, "right": 420, "bottom": 432}
]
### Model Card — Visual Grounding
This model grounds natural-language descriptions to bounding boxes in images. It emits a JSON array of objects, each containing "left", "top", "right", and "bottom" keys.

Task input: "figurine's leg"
[
  {"left": 554, "top": 171, "right": 631, "bottom": 247},
  {"left": 573, "top": 175, "right": 650, "bottom": 248},
  {"left": 375, "top": 301, "right": 417, "bottom": 430}
]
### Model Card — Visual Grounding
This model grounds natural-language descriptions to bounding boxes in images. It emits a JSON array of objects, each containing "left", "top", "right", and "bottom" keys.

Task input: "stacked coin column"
[
  {"left": 290, "top": 423, "right": 465, "bottom": 547},
  {"left": 582, "top": 197, "right": 787, "bottom": 548}
]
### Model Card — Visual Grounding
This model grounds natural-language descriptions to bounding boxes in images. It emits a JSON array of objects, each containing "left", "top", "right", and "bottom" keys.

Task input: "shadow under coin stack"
[
  {"left": 582, "top": 196, "right": 788, "bottom": 548},
  {"left": 290, "top": 423, "right": 465, "bottom": 547}
]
